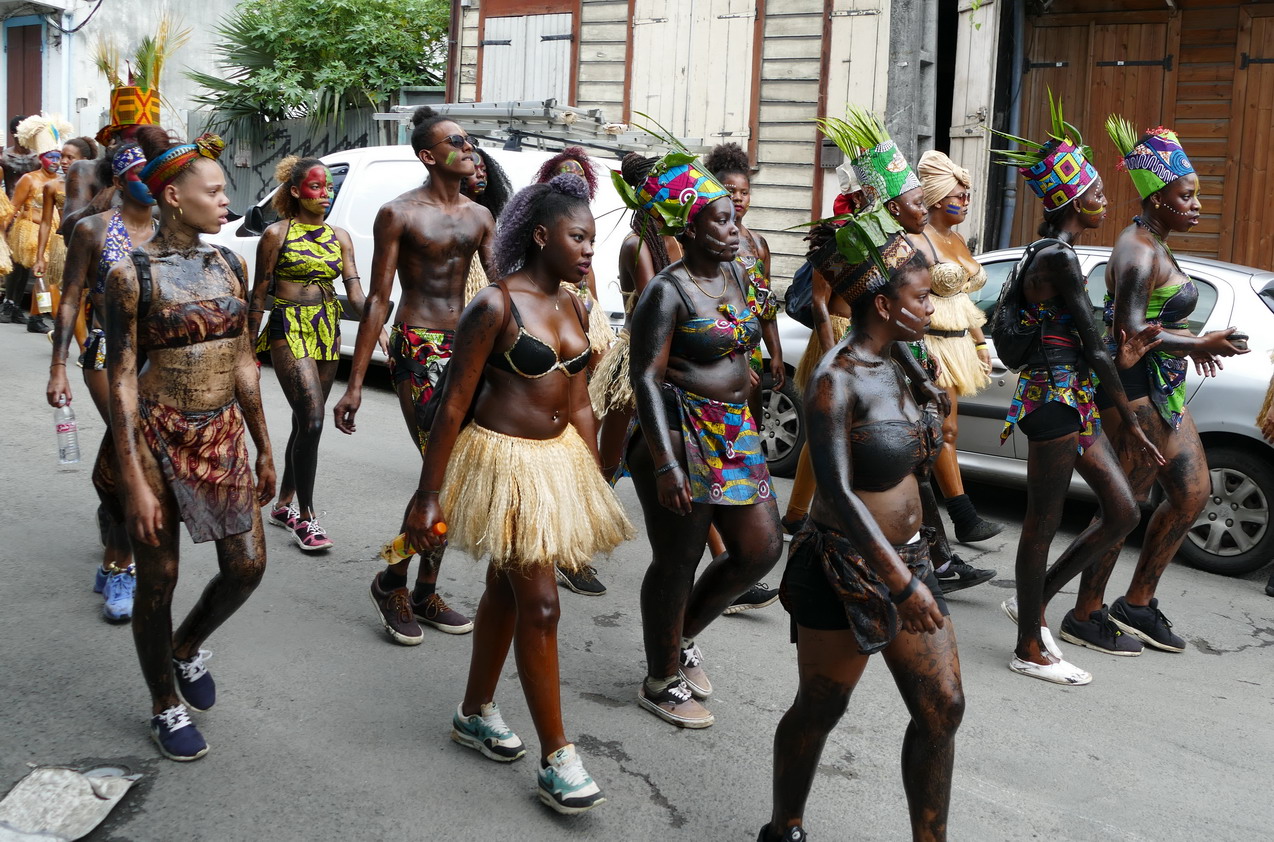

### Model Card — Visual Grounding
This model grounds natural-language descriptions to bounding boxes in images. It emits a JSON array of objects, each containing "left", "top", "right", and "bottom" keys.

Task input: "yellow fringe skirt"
[
  {"left": 7, "top": 217, "right": 43, "bottom": 269},
  {"left": 926, "top": 292, "right": 990, "bottom": 396},
  {"left": 794, "top": 314, "right": 851, "bottom": 394},
  {"left": 588, "top": 329, "right": 634, "bottom": 416},
  {"left": 441, "top": 422, "right": 635, "bottom": 572},
  {"left": 45, "top": 233, "right": 66, "bottom": 288}
]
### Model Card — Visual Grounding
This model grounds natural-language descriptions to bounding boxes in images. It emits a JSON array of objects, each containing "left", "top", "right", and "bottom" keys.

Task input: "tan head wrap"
[{"left": 918, "top": 150, "right": 971, "bottom": 209}]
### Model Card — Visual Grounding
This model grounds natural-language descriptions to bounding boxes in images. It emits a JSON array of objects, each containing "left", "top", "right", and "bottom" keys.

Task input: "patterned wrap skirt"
[
  {"left": 256, "top": 297, "right": 342, "bottom": 361},
  {"left": 1001, "top": 363, "right": 1101, "bottom": 453},
  {"left": 662, "top": 382, "right": 772, "bottom": 505},
  {"left": 386, "top": 324, "right": 454, "bottom": 454}
]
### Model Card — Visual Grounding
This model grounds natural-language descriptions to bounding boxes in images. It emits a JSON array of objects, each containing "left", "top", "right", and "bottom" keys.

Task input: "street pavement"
[{"left": 2, "top": 325, "right": 1272, "bottom": 842}]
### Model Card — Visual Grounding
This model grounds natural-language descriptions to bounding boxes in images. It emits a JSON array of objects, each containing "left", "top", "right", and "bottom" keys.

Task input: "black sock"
[
  {"left": 412, "top": 581, "right": 436, "bottom": 602},
  {"left": 380, "top": 569, "right": 408, "bottom": 591},
  {"left": 945, "top": 493, "right": 976, "bottom": 528}
]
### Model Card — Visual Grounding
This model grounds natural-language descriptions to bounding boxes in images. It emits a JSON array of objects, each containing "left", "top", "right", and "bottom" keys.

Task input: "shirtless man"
[{"left": 333, "top": 106, "right": 495, "bottom": 645}]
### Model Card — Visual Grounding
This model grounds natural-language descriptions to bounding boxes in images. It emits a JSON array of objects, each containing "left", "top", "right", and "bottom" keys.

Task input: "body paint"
[
  {"left": 40, "top": 151, "right": 62, "bottom": 173},
  {"left": 298, "top": 166, "right": 333, "bottom": 215},
  {"left": 944, "top": 203, "right": 964, "bottom": 216}
]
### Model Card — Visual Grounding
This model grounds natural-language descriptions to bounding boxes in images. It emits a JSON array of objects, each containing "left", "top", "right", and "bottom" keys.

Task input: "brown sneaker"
[
  {"left": 678, "top": 642, "right": 712, "bottom": 699},
  {"left": 370, "top": 573, "right": 424, "bottom": 645},
  {"left": 411, "top": 592, "right": 474, "bottom": 635},
  {"left": 638, "top": 678, "right": 714, "bottom": 729}
]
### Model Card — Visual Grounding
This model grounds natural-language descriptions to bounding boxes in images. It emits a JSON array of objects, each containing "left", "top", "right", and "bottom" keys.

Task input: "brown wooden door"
[
  {"left": 6, "top": 25, "right": 43, "bottom": 132},
  {"left": 1227, "top": 13, "right": 1274, "bottom": 270}
]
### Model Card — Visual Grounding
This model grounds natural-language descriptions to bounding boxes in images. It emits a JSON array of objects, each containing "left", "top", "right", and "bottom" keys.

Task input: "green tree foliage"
[{"left": 188, "top": 0, "right": 449, "bottom": 134}]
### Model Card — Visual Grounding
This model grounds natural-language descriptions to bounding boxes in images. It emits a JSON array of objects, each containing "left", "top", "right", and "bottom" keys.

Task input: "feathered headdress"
[
  {"left": 1106, "top": 116, "right": 1195, "bottom": 200},
  {"left": 17, "top": 113, "right": 75, "bottom": 157},
  {"left": 991, "top": 89, "right": 1098, "bottom": 212}
]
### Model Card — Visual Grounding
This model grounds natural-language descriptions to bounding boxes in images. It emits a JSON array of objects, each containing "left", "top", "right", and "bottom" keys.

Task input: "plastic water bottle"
[
  {"left": 377, "top": 523, "right": 447, "bottom": 563},
  {"left": 55, "top": 402, "right": 80, "bottom": 465}
]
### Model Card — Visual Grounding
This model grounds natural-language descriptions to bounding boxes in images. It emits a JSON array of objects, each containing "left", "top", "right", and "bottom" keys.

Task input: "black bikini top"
[
  {"left": 848, "top": 411, "right": 943, "bottom": 492},
  {"left": 488, "top": 287, "right": 591, "bottom": 378}
]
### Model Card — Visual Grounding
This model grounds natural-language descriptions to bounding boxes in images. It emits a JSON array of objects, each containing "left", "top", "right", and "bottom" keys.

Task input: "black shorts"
[
  {"left": 1016, "top": 401, "right": 1082, "bottom": 442},
  {"left": 1096, "top": 362, "right": 1151, "bottom": 409},
  {"left": 782, "top": 528, "right": 949, "bottom": 643}
]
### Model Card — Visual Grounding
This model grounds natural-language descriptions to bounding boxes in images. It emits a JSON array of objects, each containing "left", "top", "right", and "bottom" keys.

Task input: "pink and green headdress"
[
  {"left": 1106, "top": 116, "right": 1195, "bottom": 200},
  {"left": 611, "top": 113, "right": 729, "bottom": 236},
  {"left": 820, "top": 106, "right": 921, "bottom": 206},
  {"left": 992, "top": 90, "right": 1098, "bottom": 212}
]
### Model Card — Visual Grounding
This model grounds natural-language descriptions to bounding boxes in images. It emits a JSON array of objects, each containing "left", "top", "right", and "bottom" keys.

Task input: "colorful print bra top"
[{"left": 667, "top": 265, "right": 762, "bottom": 363}]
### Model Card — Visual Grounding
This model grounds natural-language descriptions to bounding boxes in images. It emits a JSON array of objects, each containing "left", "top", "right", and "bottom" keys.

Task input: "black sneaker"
[
  {"left": 1109, "top": 596, "right": 1186, "bottom": 653},
  {"left": 1059, "top": 607, "right": 1142, "bottom": 656},
  {"left": 934, "top": 556, "right": 996, "bottom": 593},
  {"left": 555, "top": 564, "right": 606, "bottom": 596},
  {"left": 1, "top": 301, "right": 28, "bottom": 324},
  {"left": 781, "top": 514, "right": 808, "bottom": 535},
  {"left": 757, "top": 824, "right": 809, "bottom": 841},
  {"left": 724, "top": 582, "right": 780, "bottom": 615},
  {"left": 954, "top": 516, "right": 1005, "bottom": 543},
  {"left": 27, "top": 314, "right": 53, "bottom": 333},
  {"left": 0, "top": 301, "right": 11, "bottom": 323}
]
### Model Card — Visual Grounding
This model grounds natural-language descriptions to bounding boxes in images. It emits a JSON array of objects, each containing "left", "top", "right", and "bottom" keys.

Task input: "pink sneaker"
[
  {"left": 269, "top": 503, "right": 299, "bottom": 529},
  {"left": 293, "top": 517, "right": 333, "bottom": 551}
]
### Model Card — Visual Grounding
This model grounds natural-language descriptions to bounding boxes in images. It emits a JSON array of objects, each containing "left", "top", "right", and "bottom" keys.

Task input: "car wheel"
[
  {"left": 1178, "top": 445, "right": 1274, "bottom": 576},
  {"left": 760, "top": 370, "right": 804, "bottom": 479}
]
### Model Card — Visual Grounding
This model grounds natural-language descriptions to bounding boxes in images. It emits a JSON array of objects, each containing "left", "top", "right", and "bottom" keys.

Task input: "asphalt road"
[{"left": 2, "top": 325, "right": 1272, "bottom": 842}]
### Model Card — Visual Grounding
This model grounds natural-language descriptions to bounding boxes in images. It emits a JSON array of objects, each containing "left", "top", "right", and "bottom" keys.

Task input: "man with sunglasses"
[{"left": 334, "top": 106, "right": 496, "bottom": 645}]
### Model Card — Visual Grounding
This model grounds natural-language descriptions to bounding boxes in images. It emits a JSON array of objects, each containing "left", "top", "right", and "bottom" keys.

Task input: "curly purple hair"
[
  {"left": 493, "top": 173, "right": 591, "bottom": 278},
  {"left": 533, "top": 146, "right": 599, "bottom": 199}
]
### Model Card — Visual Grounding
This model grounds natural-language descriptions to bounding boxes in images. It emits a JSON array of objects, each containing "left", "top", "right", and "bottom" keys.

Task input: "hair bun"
[
  {"left": 411, "top": 106, "right": 437, "bottom": 128},
  {"left": 194, "top": 133, "right": 225, "bottom": 160},
  {"left": 546, "top": 172, "right": 590, "bottom": 202}
]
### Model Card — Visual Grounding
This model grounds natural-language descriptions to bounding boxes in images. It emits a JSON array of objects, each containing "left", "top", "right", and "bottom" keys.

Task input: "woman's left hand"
[
  {"left": 1128, "top": 422, "right": 1166, "bottom": 467},
  {"left": 656, "top": 464, "right": 693, "bottom": 516},
  {"left": 748, "top": 366, "right": 761, "bottom": 390},
  {"left": 977, "top": 347, "right": 992, "bottom": 374},
  {"left": 768, "top": 355, "right": 785, "bottom": 390},
  {"left": 405, "top": 491, "right": 447, "bottom": 554},
  {"left": 920, "top": 382, "right": 951, "bottom": 417},
  {"left": 255, "top": 452, "right": 276, "bottom": 506}
]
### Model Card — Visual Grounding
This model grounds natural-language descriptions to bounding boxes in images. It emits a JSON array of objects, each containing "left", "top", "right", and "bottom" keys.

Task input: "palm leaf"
[
  {"left": 93, "top": 37, "right": 122, "bottom": 88},
  {"left": 1105, "top": 114, "right": 1140, "bottom": 157}
]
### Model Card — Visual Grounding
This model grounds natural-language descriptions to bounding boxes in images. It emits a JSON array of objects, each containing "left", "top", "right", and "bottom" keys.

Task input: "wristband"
[
  {"left": 889, "top": 574, "right": 921, "bottom": 605},
  {"left": 974, "top": 342, "right": 988, "bottom": 350},
  {"left": 654, "top": 461, "right": 679, "bottom": 477},
  {"left": 50, "top": 362, "right": 66, "bottom": 367},
  {"left": 418, "top": 489, "right": 441, "bottom": 496}
]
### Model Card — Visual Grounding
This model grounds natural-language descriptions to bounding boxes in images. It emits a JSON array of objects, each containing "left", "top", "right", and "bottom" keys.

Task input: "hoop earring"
[{"left": 176, "top": 206, "right": 184, "bottom": 218}]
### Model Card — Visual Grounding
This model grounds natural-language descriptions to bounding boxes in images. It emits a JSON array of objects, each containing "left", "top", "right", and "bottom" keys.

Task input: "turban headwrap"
[
  {"left": 611, "top": 151, "right": 729, "bottom": 236},
  {"left": 140, "top": 133, "right": 225, "bottom": 196},
  {"left": 992, "top": 89, "right": 1098, "bottom": 212},
  {"left": 112, "top": 145, "right": 147, "bottom": 177},
  {"left": 918, "top": 150, "right": 972, "bottom": 209},
  {"left": 1106, "top": 117, "right": 1195, "bottom": 200}
]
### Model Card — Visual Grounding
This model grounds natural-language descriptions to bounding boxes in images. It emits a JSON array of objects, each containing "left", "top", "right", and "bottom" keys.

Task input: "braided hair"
[
  {"left": 492, "top": 173, "right": 591, "bottom": 279},
  {"left": 620, "top": 152, "right": 671, "bottom": 272}
]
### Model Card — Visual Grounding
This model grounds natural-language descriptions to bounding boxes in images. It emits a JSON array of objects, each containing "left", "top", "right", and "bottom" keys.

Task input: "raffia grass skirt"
[
  {"left": 588, "top": 329, "right": 634, "bottom": 416},
  {"left": 794, "top": 314, "right": 851, "bottom": 394},
  {"left": 0, "top": 232, "right": 12, "bottom": 276},
  {"left": 1258, "top": 354, "right": 1274, "bottom": 444},
  {"left": 7, "top": 217, "right": 42, "bottom": 269},
  {"left": 442, "top": 422, "right": 635, "bottom": 572},
  {"left": 45, "top": 233, "right": 66, "bottom": 288},
  {"left": 463, "top": 256, "right": 488, "bottom": 303},
  {"left": 926, "top": 292, "right": 990, "bottom": 396}
]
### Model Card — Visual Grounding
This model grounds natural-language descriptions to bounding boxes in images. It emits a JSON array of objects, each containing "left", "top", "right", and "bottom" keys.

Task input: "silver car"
[{"left": 959, "top": 245, "right": 1274, "bottom": 577}]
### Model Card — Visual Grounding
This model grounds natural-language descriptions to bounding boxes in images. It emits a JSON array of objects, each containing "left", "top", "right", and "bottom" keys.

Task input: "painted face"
[
  {"left": 537, "top": 205, "right": 596, "bottom": 282},
  {"left": 167, "top": 157, "right": 230, "bottom": 234},
  {"left": 888, "top": 187, "right": 930, "bottom": 235},
  {"left": 464, "top": 154, "right": 487, "bottom": 196},
  {"left": 39, "top": 151, "right": 61, "bottom": 173},
  {"left": 687, "top": 196, "right": 739, "bottom": 261},
  {"left": 296, "top": 165, "right": 333, "bottom": 214},
  {"left": 936, "top": 187, "right": 970, "bottom": 224},
  {"left": 884, "top": 266, "right": 934, "bottom": 341},
  {"left": 1155, "top": 172, "right": 1201, "bottom": 232},
  {"left": 721, "top": 172, "right": 751, "bottom": 220},
  {"left": 425, "top": 121, "right": 476, "bottom": 176},
  {"left": 1075, "top": 176, "right": 1107, "bottom": 229},
  {"left": 122, "top": 166, "right": 156, "bottom": 206}
]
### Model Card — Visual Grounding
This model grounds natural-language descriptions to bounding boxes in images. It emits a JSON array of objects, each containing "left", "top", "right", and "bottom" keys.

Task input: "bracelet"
[
  {"left": 49, "top": 362, "right": 65, "bottom": 367},
  {"left": 974, "top": 342, "right": 988, "bottom": 350},
  {"left": 654, "top": 461, "right": 680, "bottom": 477},
  {"left": 889, "top": 574, "right": 921, "bottom": 605},
  {"left": 345, "top": 275, "right": 361, "bottom": 284},
  {"left": 418, "top": 489, "right": 441, "bottom": 496}
]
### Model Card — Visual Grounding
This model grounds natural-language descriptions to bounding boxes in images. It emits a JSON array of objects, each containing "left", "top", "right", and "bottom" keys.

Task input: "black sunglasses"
[{"left": 432, "top": 134, "right": 476, "bottom": 150}]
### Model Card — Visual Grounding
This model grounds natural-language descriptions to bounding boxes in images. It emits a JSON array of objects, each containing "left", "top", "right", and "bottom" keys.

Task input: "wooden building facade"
[{"left": 1005, "top": 0, "right": 1274, "bottom": 269}]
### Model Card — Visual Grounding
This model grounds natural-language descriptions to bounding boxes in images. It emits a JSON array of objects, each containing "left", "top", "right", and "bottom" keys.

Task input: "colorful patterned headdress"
[
  {"left": 809, "top": 205, "right": 916, "bottom": 305},
  {"left": 992, "top": 90, "right": 1098, "bottom": 212},
  {"left": 92, "top": 16, "right": 189, "bottom": 144},
  {"left": 820, "top": 106, "right": 921, "bottom": 205},
  {"left": 16, "top": 113, "right": 74, "bottom": 157},
  {"left": 112, "top": 144, "right": 147, "bottom": 177},
  {"left": 140, "top": 133, "right": 225, "bottom": 195},
  {"left": 611, "top": 114, "right": 729, "bottom": 236},
  {"left": 1106, "top": 117, "right": 1195, "bottom": 200}
]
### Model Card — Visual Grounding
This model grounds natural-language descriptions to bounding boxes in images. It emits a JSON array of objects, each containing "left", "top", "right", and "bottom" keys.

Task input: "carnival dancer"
[
  {"left": 2, "top": 115, "right": 37, "bottom": 197},
  {"left": 333, "top": 106, "right": 494, "bottom": 642},
  {"left": 911, "top": 150, "right": 1006, "bottom": 545},
  {"left": 760, "top": 211, "right": 962, "bottom": 842},
  {"left": 619, "top": 140, "right": 783, "bottom": 729},
  {"left": 704, "top": 141, "right": 786, "bottom": 613},
  {"left": 32, "top": 137, "right": 98, "bottom": 334},
  {"left": 104, "top": 127, "right": 273, "bottom": 760},
  {"left": 1072, "top": 118, "right": 1249, "bottom": 651},
  {"left": 46, "top": 142, "right": 157, "bottom": 623},
  {"left": 993, "top": 98, "right": 1164, "bottom": 684},
  {"left": 249, "top": 157, "right": 379, "bottom": 552},
  {"left": 4, "top": 114, "right": 72, "bottom": 331},
  {"left": 460, "top": 146, "right": 511, "bottom": 303},
  {"left": 404, "top": 173, "right": 632, "bottom": 815}
]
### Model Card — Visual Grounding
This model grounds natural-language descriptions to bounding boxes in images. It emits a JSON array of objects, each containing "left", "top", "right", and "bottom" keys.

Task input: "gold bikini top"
[{"left": 929, "top": 262, "right": 988, "bottom": 297}]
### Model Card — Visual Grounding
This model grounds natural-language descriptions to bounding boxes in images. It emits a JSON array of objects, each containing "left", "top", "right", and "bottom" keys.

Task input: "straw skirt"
[
  {"left": 588, "top": 330, "right": 634, "bottom": 416},
  {"left": 794, "top": 314, "right": 852, "bottom": 394}
]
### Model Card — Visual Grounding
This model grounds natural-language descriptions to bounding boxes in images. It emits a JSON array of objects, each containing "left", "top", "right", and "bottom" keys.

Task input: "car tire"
[
  {"left": 1178, "top": 444, "right": 1274, "bottom": 576},
  {"left": 760, "top": 369, "right": 804, "bottom": 479}
]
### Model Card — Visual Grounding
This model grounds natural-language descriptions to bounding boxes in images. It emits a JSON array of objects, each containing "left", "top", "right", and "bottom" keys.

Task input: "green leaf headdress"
[
  {"left": 1105, "top": 114, "right": 1195, "bottom": 200},
  {"left": 819, "top": 105, "right": 920, "bottom": 205},
  {"left": 990, "top": 89, "right": 1098, "bottom": 211}
]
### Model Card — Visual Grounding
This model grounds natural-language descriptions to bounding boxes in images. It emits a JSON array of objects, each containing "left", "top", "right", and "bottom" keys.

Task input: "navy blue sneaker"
[
  {"left": 150, "top": 705, "right": 208, "bottom": 761},
  {"left": 93, "top": 566, "right": 109, "bottom": 594},
  {"left": 173, "top": 649, "right": 216, "bottom": 711},
  {"left": 102, "top": 566, "right": 135, "bottom": 623}
]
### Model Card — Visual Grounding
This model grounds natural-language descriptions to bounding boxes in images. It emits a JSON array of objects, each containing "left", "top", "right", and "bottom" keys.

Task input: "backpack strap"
[
  {"left": 130, "top": 248, "right": 153, "bottom": 321},
  {"left": 211, "top": 244, "right": 248, "bottom": 297}
]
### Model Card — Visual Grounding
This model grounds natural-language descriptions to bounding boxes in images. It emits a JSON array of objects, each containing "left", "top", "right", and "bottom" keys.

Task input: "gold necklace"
[{"left": 687, "top": 266, "right": 726, "bottom": 299}]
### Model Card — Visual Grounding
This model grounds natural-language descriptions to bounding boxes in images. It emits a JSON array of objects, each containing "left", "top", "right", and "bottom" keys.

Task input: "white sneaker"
[{"left": 1001, "top": 597, "right": 1064, "bottom": 659}]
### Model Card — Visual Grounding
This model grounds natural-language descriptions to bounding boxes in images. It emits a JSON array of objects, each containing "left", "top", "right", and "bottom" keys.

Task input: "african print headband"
[
  {"left": 611, "top": 152, "right": 730, "bottom": 236},
  {"left": 818, "top": 106, "right": 921, "bottom": 206},
  {"left": 140, "top": 133, "right": 225, "bottom": 195},
  {"left": 112, "top": 145, "right": 147, "bottom": 177},
  {"left": 850, "top": 140, "right": 921, "bottom": 205},
  {"left": 806, "top": 204, "right": 913, "bottom": 305},
  {"left": 991, "top": 90, "right": 1098, "bottom": 212},
  {"left": 1106, "top": 117, "right": 1195, "bottom": 200}
]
